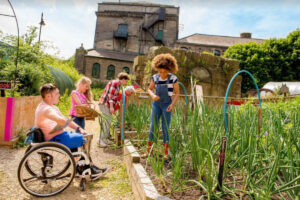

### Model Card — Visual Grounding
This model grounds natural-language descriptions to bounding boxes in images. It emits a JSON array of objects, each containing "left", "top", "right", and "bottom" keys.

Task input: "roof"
[
  {"left": 177, "top": 33, "right": 265, "bottom": 47},
  {"left": 86, "top": 49, "right": 139, "bottom": 62},
  {"left": 101, "top": 1, "right": 176, "bottom": 8}
]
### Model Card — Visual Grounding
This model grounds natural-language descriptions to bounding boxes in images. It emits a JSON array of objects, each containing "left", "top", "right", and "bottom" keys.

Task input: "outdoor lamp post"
[{"left": 38, "top": 12, "right": 45, "bottom": 43}]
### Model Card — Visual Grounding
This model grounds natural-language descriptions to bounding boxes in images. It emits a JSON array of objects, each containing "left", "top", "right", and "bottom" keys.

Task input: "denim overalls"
[{"left": 149, "top": 74, "right": 172, "bottom": 144}]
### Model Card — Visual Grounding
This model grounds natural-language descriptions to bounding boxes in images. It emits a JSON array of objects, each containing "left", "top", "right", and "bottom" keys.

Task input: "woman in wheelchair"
[{"left": 18, "top": 84, "right": 108, "bottom": 197}]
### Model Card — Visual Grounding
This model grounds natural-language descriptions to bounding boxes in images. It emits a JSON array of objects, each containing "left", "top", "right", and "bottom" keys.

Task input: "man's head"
[
  {"left": 40, "top": 83, "right": 60, "bottom": 105},
  {"left": 117, "top": 72, "right": 130, "bottom": 85}
]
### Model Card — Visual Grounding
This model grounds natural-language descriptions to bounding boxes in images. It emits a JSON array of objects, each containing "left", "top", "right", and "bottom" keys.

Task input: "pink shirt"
[
  {"left": 69, "top": 90, "right": 88, "bottom": 116},
  {"left": 34, "top": 101, "right": 64, "bottom": 141}
]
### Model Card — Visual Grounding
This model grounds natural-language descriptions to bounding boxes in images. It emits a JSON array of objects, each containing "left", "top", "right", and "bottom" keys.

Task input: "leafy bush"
[
  {"left": 0, "top": 26, "right": 82, "bottom": 97},
  {"left": 224, "top": 29, "right": 300, "bottom": 93}
]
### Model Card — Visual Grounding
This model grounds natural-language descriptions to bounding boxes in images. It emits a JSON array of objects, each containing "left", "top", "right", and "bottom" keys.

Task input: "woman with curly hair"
[{"left": 144, "top": 53, "right": 179, "bottom": 159}]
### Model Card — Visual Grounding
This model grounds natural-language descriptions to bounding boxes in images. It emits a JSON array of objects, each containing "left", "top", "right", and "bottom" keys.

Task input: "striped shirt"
[{"left": 152, "top": 73, "right": 178, "bottom": 96}]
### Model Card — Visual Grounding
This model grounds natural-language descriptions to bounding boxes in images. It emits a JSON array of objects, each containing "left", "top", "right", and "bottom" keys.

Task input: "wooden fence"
[{"left": 0, "top": 96, "right": 41, "bottom": 147}]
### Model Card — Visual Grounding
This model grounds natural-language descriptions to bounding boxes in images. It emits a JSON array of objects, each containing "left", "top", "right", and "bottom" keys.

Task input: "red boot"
[
  {"left": 147, "top": 141, "right": 152, "bottom": 154},
  {"left": 142, "top": 141, "right": 152, "bottom": 158},
  {"left": 163, "top": 143, "right": 169, "bottom": 159}
]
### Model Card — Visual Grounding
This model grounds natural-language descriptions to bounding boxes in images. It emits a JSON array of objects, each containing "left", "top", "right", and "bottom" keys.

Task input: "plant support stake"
[{"left": 218, "top": 70, "right": 262, "bottom": 190}]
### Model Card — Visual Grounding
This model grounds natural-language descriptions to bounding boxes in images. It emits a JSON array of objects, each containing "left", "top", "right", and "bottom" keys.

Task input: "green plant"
[
  {"left": 14, "top": 128, "right": 28, "bottom": 149},
  {"left": 57, "top": 90, "right": 71, "bottom": 116}
]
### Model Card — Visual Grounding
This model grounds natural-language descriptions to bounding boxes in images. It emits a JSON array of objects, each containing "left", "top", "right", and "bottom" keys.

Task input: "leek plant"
[{"left": 124, "top": 96, "right": 300, "bottom": 199}]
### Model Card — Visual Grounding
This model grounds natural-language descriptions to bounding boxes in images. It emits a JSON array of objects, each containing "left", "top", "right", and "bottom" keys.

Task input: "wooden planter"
[
  {"left": 0, "top": 96, "right": 41, "bottom": 147},
  {"left": 123, "top": 140, "right": 170, "bottom": 200}
]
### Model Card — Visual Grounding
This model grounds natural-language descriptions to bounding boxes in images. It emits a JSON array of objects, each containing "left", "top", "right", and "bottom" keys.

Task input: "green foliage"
[
  {"left": 91, "top": 81, "right": 105, "bottom": 100},
  {"left": 0, "top": 26, "right": 81, "bottom": 96},
  {"left": 14, "top": 128, "right": 28, "bottom": 149},
  {"left": 57, "top": 90, "right": 71, "bottom": 116},
  {"left": 126, "top": 98, "right": 300, "bottom": 198},
  {"left": 224, "top": 29, "right": 300, "bottom": 93}
]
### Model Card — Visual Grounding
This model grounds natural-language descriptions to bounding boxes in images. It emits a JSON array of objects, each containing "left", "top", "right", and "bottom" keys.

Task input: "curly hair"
[{"left": 151, "top": 53, "right": 178, "bottom": 74}]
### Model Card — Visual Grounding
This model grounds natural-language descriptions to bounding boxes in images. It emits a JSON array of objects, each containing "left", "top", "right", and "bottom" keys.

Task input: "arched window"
[
  {"left": 180, "top": 46, "right": 188, "bottom": 51},
  {"left": 123, "top": 67, "right": 130, "bottom": 74},
  {"left": 214, "top": 49, "right": 221, "bottom": 56},
  {"left": 92, "top": 63, "right": 100, "bottom": 78},
  {"left": 107, "top": 65, "right": 115, "bottom": 80}
]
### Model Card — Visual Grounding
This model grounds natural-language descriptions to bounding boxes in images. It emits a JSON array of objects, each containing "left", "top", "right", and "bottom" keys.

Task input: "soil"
[
  {"left": 138, "top": 147, "right": 203, "bottom": 200},
  {"left": 0, "top": 119, "right": 134, "bottom": 200}
]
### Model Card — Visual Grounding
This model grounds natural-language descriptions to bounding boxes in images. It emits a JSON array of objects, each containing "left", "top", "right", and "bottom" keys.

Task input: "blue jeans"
[
  {"left": 149, "top": 102, "right": 172, "bottom": 144},
  {"left": 72, "top": 115, "right": 85, "bottom": 129},
  {"left": 50, "top": 131, "right": 83, "bottom": 149}
]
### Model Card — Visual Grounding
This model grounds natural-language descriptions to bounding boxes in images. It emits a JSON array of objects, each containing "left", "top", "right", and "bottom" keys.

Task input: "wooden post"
[{"left": 0, "top": 90, "right": 5, "bottom": 97}]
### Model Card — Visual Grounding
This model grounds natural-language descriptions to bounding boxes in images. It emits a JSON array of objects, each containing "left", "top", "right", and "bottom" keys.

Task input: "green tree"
[
  {"left": 0, "top": 26, "right": 81, "bottom": 96},
  {"left": 224, "top": 29, "right": 300, "bottom": 93}
]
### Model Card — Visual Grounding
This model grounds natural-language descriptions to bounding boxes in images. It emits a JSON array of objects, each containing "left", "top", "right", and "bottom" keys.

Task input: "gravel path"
[{"left": 0, "top": 119, "right": 134, "bottom": 200}]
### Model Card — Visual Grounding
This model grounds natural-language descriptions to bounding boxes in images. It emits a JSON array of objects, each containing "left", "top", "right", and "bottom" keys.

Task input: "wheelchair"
[{"left": 17, "top": 128, "right": 99, "bottom": 197}]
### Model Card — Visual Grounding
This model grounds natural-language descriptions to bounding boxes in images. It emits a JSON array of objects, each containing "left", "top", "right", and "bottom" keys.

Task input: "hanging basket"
[{"left": 75, "top": 105, "right": 99, "bottom": 121}]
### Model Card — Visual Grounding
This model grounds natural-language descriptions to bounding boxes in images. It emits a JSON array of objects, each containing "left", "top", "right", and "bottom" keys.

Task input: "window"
[
  {"left": 214, "top": 50, "right": 221, "bottom": 56},
  {"left": 117, "top": 24, "right": 128, "bottom": 38},
  {"left": 180, "top": 47, "right": 188, "bottom": 51},
  {"left": 107, "top": 65, "right": 115, "bottom": 80},
  {"left": 92, "top": 63, "right": 100, "bottom": 78},
  {"left": 122, "top": 67, "right": 130, "bottom": 74}
]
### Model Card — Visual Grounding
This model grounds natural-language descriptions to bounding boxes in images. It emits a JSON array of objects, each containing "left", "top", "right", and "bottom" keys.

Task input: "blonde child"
[{"left": 69, "top": 77, "right": 93, "bottom": 129}]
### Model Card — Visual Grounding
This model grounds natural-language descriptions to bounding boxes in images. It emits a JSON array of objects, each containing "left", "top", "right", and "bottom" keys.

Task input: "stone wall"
[{"left": 133, "top": 46, "right": 241, "bottom": 98}]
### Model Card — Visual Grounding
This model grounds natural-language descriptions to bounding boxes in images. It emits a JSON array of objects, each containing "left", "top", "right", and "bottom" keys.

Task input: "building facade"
[
  {"left": 74, "top": 2, "right": 264, "bottom": 83},
  {"left": 75, "top": 2, "right": 179, "bottom": 83}
]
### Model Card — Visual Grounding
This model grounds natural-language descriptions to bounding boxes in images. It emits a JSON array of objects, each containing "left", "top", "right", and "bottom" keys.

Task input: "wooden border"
[{"left": 123, "top": 140, "right": 171, "bottom": 200}]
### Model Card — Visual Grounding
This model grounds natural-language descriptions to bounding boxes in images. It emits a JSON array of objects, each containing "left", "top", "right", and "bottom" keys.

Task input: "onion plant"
[{"left": 125, "top": 96, "right": 300, "bottom": 199}]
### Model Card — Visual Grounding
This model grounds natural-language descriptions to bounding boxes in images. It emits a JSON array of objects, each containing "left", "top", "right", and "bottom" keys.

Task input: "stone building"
[
  {"left": 75, "top": 2, "right": 179, "bottom": 83},
  {"left": 74, "top": 2, "right": 264, "bottom": 83},
  {"left": 175, "top": 32, "right": 264, "bottom": 56}
]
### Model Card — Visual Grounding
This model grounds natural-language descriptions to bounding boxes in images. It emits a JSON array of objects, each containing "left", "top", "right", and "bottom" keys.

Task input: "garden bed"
[
  {"left": 123, "top": 140, "right": 170, "bottom": 200},
  {"left": 121, "top": 100, "right": 300, "bottom": 200}
]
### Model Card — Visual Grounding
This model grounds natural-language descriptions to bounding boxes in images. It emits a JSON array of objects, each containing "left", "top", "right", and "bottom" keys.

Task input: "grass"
[{"left": 89, "top": 159, "right": 132, "bottom": 197}]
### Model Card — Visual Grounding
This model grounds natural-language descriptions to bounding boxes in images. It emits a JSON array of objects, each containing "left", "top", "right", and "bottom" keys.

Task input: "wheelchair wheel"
[{"left": 18, "top": 142, "right": 76, "bottom": 197}]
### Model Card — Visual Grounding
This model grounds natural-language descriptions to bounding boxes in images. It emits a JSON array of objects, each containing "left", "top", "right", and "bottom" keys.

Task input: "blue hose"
[
  {"left": 178, "top": 82, "right": 187, "bottom": 105},
  {"left": 122, "top": 87, "right": 125, "bottom": 141},
  {"left": 224, "top": 70, "right": 262, "bottom": 137}
]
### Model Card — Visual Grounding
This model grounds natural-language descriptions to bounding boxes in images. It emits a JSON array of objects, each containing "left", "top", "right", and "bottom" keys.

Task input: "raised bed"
[{"left": 123, "top": 139, "right": 170, "bottom": 200}]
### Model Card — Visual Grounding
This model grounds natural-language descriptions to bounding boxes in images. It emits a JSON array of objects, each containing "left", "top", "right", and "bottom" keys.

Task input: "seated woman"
[{"left": 34, "top": 83, "right": 108, "bottom": 177}]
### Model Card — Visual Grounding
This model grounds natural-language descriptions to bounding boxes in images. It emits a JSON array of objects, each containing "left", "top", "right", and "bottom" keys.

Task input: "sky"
[{"left": 0, "top": 0, "right": 299, "bottom": 59}]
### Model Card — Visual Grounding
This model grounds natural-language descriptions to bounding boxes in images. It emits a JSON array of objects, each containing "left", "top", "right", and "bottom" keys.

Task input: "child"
[
  {"left": 69, "top": 77, "right": 93, "bottom": 129},
  {"left": 145, "top": 53, "right": 179, "bottom": 159}
]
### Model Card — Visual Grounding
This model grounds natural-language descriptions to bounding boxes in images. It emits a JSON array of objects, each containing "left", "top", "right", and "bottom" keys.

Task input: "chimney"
[{"left": 240, "top": 32, "right": 252, "bottom": 38}]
